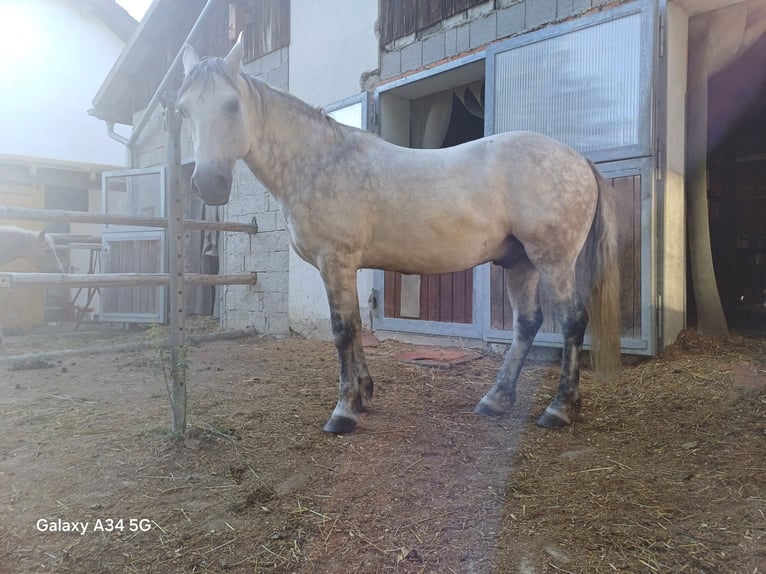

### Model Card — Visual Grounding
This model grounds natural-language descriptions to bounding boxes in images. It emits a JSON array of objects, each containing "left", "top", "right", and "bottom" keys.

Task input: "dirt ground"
[{"left": 0, "top": 324, "right": 763, "bottom": 573}]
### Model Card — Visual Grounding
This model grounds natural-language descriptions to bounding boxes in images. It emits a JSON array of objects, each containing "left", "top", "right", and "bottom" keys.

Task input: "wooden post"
[{"left": 166, "top": 105, "right": 187, "bottom": 434}]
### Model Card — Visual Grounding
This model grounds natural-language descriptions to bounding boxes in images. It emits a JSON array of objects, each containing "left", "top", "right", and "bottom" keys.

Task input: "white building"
[{"left": 0, "top": 0, "right": 135, "bottom": 331}]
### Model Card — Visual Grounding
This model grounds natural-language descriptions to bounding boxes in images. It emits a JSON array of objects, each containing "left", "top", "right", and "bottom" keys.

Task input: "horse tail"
[{"left": 579, "top": 160, "right": 621, "bottom": 379}]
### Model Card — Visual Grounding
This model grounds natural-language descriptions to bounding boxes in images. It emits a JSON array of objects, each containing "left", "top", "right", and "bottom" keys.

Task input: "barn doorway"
[
  {"left": 376, "top": 58, "right": 486, "bottom": 337},
  {"left": 706, "top": 34, "right": 766, "bottom": 333},
  {"left": 383, "top": 83, "right": 484, "bottom": 325}
]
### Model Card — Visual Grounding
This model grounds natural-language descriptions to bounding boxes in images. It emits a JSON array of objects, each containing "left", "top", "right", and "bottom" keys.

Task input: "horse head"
[
  {"left": 177, "top": 34, "right": 252, "bottom": 206},
  {"left": 33, "top": 231, "right": 64, "bottom": 273}
]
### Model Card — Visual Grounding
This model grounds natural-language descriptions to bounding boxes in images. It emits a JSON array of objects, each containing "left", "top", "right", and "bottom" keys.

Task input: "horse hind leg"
[
  {"left": 476, "top": 257, "right": 542, "bottom": 416},
  {"left": 536, "top": 273, "right": 588, "bottom": 428}
]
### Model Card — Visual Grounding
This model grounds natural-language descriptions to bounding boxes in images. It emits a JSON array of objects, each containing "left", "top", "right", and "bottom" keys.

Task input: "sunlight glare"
[{"left": 0, "top": 3, "right": 41, "bottom": 72}]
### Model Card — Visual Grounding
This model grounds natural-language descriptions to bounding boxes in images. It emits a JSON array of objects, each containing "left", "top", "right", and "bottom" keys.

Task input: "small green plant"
[{"left": 146, "top": 323, "right": 189, "bottom": 432}]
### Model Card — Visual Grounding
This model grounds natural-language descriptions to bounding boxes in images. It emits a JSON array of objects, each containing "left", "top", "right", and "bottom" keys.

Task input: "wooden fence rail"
[
  {"left": 0, "top": 205, "right": 258, "bottom": 234},
  {"left": 0, "top": 272, "right": 257, "bottom": 289}
]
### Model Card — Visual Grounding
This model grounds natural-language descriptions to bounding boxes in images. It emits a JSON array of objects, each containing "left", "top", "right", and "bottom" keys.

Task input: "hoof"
[
  {"left": 323, "top": 415, "right": 357, "bottom": 434},
  {"left": 536, "top": 407, "right": 570, "bottom": 429},
  {"left": 474, "top": 400, "right": 506, "bottom": 417}
]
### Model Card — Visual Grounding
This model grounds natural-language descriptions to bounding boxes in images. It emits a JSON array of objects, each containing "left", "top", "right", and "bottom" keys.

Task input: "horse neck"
[{"left": 242, "top": 81, "right": 342, "bottom": 198}]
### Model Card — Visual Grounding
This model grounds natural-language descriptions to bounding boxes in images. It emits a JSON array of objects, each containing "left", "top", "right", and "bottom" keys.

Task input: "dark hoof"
[
  {"left": 323, "top": 415, "right": 357, "bottom": 434},
  {"left": 474, "top": 401, "right": 505, "bottom": 417},
  {"left": 536, "top": 409, "right": 570, "bottom": 429}
]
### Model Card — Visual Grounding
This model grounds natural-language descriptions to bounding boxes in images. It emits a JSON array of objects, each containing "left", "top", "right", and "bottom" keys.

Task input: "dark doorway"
[
  {"left": 707, "top": 34, "right": 766, "bottom": 333},
  {"left": 383, "top": 83, "right": 485, "bottom": 324}
]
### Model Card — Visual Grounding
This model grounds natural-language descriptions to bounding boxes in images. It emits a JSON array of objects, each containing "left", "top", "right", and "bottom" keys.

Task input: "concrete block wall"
[
  {"left": 131, "top": 48, "right": 291, "bottom": 337},
  {"left": 220, "top": 49, "right": 291, "bottom": 336},
  {"left": 133, "top": 106, "right": 194, "bottom": 169},
  {"left": 380, "top": 0, "right": 616, "bottom": 81}
]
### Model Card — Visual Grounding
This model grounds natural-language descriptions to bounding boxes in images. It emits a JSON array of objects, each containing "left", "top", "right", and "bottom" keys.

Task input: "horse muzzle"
[{"left": 191, "top": 167, "right": 233, "bottom": 206}]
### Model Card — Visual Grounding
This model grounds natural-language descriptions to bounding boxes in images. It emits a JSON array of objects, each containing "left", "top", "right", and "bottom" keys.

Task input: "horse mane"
[
  {"left": 178, "top": 57, "right": 346, "bottom": 137},
  {"left": 241, "top": 74, "right": 342, "bottom": 132},
  {"left": 178, "top": 57, "right": 239, "bottom": 99}
]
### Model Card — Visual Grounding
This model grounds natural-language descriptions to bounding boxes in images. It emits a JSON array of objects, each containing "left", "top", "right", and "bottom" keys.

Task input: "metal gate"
[{"left": 101, "top": 167, "right": 166, "bottom": 323}]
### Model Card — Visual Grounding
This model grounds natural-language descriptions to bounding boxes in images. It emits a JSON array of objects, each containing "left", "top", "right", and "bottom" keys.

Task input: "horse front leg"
[
  {"left": 537, "top": 298, "right": 588, "bottom": 428},
  {"left": 320, "top": 262, "right": 373, "bottom": 434}
]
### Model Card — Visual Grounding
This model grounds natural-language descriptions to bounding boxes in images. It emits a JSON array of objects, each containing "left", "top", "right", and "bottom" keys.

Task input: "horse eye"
[{"left": 224, "top": 99, "right": 239, "bottom": 114}]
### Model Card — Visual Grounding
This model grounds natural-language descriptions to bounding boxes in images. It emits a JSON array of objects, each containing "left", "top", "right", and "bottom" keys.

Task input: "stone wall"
[{"left": 131, "top": 46, "right": 292, "bottom": 336}]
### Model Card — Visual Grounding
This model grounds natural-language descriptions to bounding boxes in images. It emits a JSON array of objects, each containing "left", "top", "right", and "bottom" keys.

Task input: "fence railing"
[{"left": 1, "top": 200, "right": 260, "bottom": 434}]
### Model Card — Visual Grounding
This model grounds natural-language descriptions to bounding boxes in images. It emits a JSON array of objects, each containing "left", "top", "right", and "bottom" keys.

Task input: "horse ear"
[
  {"left": 223, "top": 32, "right": 244, "bottom": 77},
  {"left": 182, "top": 43, "right": 199, "bottom": 76}
]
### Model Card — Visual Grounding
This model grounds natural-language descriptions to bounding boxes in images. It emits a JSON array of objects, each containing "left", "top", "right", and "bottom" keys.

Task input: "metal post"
[{"left": 165, "top": 104, "right": 186, "bottom": 433}]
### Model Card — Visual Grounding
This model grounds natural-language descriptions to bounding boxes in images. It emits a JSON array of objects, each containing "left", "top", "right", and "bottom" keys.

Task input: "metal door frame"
[{"left": 101, "top": 167, "right": 167, "bottom": 323}]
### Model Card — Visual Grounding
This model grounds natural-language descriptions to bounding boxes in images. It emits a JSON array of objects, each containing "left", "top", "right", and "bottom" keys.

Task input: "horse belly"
[{"left": 362, "top": 218, "right": 505, "bottom": 275}]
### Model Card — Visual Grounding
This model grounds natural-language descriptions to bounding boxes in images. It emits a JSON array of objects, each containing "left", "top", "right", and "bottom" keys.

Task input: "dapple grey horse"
[{"left": 176, "top": 36, "right": 621, "bottom": 434}]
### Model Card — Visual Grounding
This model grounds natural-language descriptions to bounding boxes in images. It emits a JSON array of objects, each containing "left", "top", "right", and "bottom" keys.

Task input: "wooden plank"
[
  {"left": 425, "top": 274, "right": 439, "bottom": 321},
  {"left": 417, "top": 0, "right": 444, "bottom": 31},
  {"left": 383, "top": 271, "right": 399, "bottom": 317},
  {"left": 380, "top": 0, "right": 485, "bottom": 45},
  {"left": 453, "top": 269, "right": 467, "bottom": 323},
  {"left": 0, "top": 205, "right": 258, "bottom": 233},
  {"left": 610, "top": 175, "right": 640, "bottom": 338},
  {"left": 490, "top": 264, "right": 506, "bottom": 329},
  {"left": 439, "top": 272, "right": 453, "bottom": 323},
  {"left": 464, "top": 268, "right": 473, "bottom": 323},
  {"left": 0, "top": 273, "right": 257, "bottom": 288}
]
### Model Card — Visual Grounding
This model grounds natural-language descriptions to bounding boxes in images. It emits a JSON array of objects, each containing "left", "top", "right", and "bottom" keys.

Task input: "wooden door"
[
  {"left": 490, "top": 172, "right": 643, "bottom": 340},
  {"left": 383, "top": 270, "right": 473, "bottom": 323}
]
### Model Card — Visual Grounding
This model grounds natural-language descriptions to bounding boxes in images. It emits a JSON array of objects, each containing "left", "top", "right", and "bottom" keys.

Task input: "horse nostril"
[
  {"left": 214, "top": 173, "right": 231, "bottom": 192},
  {"left": 190, "top": 169, "right": 232, "bottom": 205}
]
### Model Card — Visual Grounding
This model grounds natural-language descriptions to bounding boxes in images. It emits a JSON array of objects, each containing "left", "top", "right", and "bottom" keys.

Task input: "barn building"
[
  {"left": 90, "top": 0, "right": 766, "bottom": 355},
  {"left": 0, "top": 0, "right": 136, "bottom": 331}
]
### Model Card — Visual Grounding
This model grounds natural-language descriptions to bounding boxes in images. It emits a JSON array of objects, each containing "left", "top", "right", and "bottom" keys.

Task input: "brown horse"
[
  {"left": 176, "top": 36, "right": 621, "bottom": 434},
  {"left": 0, "top": 226, "right": 64, "bottom": 342},
  {"left": 0, "top": 226, "right": 63, "bottom": 273}
]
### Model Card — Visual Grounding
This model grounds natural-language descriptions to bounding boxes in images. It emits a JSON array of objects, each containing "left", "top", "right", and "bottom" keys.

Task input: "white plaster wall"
[
  {"left": 0, "top": 0, "right": 127, "bottom": 166},
  {"left": 287, "top": 0, "right": 379, "bottom": 339},
  {"left": 288, "top": 0, "right": 379, "bottom": 107}
]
